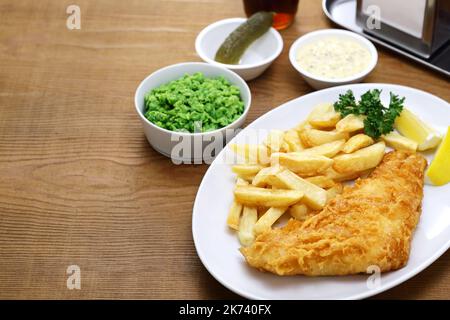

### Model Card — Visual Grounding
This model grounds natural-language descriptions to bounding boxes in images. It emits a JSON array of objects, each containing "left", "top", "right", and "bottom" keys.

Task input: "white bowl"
[
  {"left": 134, "top": 62, "right": 251, "bottom": 163},
  {"left": 289, "top": 29, "right": 378, "bottom": 90},
  {"left": 195, "top": 18, "right": 283, "bottom": 81}
]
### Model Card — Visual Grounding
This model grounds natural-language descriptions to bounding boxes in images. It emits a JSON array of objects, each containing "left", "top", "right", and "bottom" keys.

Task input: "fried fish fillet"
[{"left": 241, "top": 151, "right": 427, "bottom": 276}]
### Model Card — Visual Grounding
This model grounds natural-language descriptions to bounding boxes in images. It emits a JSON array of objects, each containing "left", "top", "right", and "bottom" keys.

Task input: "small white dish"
[
  {"left": 289, "top": 29, "right": 378, "bottom": 90},
  {"left": 192, "top": 83, "right": 450, "bottom": 299},
  {"left": 134, "top": 62, "right": 251, "bottom": 163},
  {"left": 195, "top": 18, "right": 283, "bottom": 81}
]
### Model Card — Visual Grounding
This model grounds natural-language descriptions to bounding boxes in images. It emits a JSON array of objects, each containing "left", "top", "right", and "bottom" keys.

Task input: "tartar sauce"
[{"left": 296, "top": 37, "right": 372, "bottom": 79}]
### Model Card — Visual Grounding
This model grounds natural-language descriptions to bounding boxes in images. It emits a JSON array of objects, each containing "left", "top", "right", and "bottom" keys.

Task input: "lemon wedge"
[
  {"left": 426, "top": 126, "right": 450, "bottom": 186},
  {"left": 395, "top": 109, "right": 442, "bottom": 151}
]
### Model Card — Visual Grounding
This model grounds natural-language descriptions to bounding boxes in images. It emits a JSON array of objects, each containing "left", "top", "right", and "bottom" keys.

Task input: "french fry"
[
  {"left": 229, "top": 144, "right": 271, "bottom": 165},
  {"left": 324, "top": 167, "right": 370, "bottom": 182},
  {"left": 333, "top": 142, "right": 385, "bottom": 174},
  {"left": 232, "top": 164, "right": 265, "bottom": 176},
  {"left": 236, "top": 177, "right": 250, "bottom": 186},
  {"left": 252, "top": 166, "right": 283, "bottom": 187},
  {"left": 288, "top": 203, "right": 309, "bottom": 220},
  {"left": 275, "top": 169, "right": 327, "bottom": 210},
  {"left": 230, "top": 179, "right": 250, "bottom": 229},
  {"left": 257, "top": 206, "right": 269, "bottom": 216},
  {"left": 382, "top": 131, "right": 418, "bottom": 152},
  {"left": 238, "top": 206, "right": 258, "bottom": 246},
  {"left": 283, "top": 129, "right": 305, "bottom": 152},
  {"left": 336, "top": 114, "right": 365, "bottom": 133},
  {"left": 263, "top": 130, "right": 285, "bottom": 152},
  {"left": 254, "top": 207, "right": 287, "bottom": 235},
  {"left": 280, "top": 141, "right": 291, "bottom": 153},
  {"left": 271, "top": 152, "right": 333, "bottom": 176},
  {"left": 294, "top": 120, "right": 308, "bottom": 132},
  {"left": 226, "top": 201, "right": 243, "bottom": 230},
  {"left": 300, "top": 128, "right": 349, "bottom": 147},
  {"left": 326, "top": 183, "right": 344, "bottom": 203},
  {"left": 307, "top": 103, "right": 341, "bottom": 129},
  {"left": 342, "top": 134, "right": 374, "bottom": 154},
  {"left": 305, "top": 175, "right": 336, "bottom": 189},
  {"left": 288, "top": 204, "right": 319, "bottom": 221},
  {"left": 236, "top": 174, "right": 256, "bottom": 183},
  {"left": 300, "top": 139, "right": 346, "bottom": 158},
  {"left": 234, "top": 186, "right": 304, "bottom": 207}
]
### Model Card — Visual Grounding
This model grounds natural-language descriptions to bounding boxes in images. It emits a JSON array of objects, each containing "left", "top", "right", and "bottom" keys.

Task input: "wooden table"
[{"left": 0, "top": 0, "right": 449, "bottom": 300}]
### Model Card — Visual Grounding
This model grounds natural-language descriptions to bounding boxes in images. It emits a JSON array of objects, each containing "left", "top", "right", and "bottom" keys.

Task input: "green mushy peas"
[{"left": 144, "top": 73, "right": 245, "bottom": 133}]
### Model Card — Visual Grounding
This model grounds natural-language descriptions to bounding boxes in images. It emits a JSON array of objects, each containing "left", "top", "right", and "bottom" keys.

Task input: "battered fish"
[{"left": 241, "top": 151, "right": 427, "bottom": 276}]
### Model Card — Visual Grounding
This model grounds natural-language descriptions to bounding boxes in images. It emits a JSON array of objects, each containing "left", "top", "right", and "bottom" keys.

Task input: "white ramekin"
[
  {"left": 135, "top": 62, "right": 251, "bottom": 163},
  {"left": 289, "top": 29, "right": 378, "bottom": 90},
  {"left": 195, "top": 18, "right": 283, "bottom": 81}
]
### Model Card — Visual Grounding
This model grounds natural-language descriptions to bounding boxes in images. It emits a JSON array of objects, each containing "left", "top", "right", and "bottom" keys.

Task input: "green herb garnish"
[
  {"left": 144, "top": 73, "right": 244, "bottom": 133},
  {"left": 333, "top": 89, "right": 405, "bottom": 139}
]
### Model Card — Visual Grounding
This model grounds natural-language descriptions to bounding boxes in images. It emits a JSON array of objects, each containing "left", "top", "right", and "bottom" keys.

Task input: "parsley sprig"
[{"left": 333, "top": 89, "right": 405, "bottom": 139}]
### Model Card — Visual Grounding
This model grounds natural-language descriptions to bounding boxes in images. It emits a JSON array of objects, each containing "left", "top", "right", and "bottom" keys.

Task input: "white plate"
[{"left": 192, "top": 83, "right": 450, "bottom": 300}]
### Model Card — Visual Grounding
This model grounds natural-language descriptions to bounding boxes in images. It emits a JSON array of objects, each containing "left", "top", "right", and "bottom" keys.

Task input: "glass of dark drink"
[{"left": 243, "top": 0, "right": 300, "bottom": 30}]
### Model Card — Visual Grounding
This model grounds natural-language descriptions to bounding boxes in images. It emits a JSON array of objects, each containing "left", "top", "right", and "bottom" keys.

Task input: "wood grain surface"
[{"left": 0, "top": 0, "right": 449, "bottom": 300}]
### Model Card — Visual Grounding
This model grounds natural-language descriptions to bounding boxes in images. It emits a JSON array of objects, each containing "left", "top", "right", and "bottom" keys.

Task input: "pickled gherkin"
[{"left": 215, "top": 11, "right": 274, "bottom": 65}]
